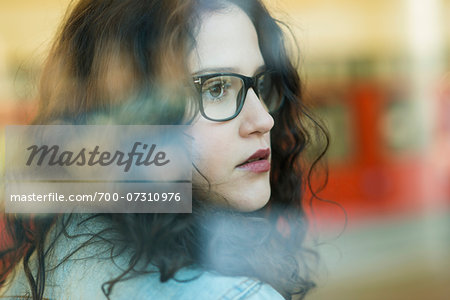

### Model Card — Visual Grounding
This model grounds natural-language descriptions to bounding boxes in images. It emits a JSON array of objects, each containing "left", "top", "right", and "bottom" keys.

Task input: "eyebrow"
[{"left": 192, "top": 65, "right": 266, "bottom": 76}]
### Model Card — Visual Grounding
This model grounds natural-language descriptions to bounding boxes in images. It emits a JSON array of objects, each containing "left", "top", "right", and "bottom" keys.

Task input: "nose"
[{"left": 238, "top": 88, "right": 274, "bottom": 137}]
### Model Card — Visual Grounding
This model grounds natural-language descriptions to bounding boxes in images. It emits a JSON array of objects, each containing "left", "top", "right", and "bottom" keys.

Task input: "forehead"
[{"left": 190, "top": 5, "right": 264, "bottom": 76}]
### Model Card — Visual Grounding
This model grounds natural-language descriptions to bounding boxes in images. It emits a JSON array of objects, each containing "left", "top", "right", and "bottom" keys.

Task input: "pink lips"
[{"left": 236, "top": 148, "right": 271, "bottom": 173}]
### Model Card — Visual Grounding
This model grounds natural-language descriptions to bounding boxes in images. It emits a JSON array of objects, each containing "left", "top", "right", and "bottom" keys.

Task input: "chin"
[
  {"left": 194, "top": 175, "right": 272, "bottom": 211},
  {"left": 230, "top": 188, "right": 271, "bottom": 212}
]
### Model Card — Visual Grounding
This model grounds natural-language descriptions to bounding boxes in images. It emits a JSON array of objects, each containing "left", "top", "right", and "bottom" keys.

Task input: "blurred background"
[{"left": 1, "top": 0, "right": 449, "bottom": 299}]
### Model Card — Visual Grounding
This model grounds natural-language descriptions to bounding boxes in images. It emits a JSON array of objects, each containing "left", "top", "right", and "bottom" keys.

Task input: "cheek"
[{"left": 189, "top": 120, "right": 236, "bottom": 183}]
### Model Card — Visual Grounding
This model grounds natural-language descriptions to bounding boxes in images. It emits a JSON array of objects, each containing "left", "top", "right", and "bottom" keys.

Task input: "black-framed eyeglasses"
[{"left": 192, "top": 71, "right": 282, "bottom": 122}]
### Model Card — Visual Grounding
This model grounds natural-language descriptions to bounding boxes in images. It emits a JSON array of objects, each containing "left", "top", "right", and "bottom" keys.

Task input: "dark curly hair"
[{"left": 0, "top": 0, "right": 329, "bottom": 299}]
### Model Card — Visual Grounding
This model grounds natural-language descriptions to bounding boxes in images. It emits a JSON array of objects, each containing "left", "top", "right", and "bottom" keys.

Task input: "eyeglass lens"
[{"left": 200, "top": 73, "right": 281, "bottom": 120}]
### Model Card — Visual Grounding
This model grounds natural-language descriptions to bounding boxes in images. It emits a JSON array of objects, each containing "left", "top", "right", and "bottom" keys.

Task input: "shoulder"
[
  {"left": 110, "top": 268, "right": 285, "bottom": 300},
  {"left": 1, "top": 215, "right": 285, "bottom": 299},
  {"left": 1, "top": 255, "right": 284, "bottom": 300}
]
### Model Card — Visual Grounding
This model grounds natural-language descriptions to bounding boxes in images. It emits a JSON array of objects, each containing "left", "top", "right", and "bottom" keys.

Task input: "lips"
[{"left": 236, "top": 148, "right": 271, "bottom": 173}]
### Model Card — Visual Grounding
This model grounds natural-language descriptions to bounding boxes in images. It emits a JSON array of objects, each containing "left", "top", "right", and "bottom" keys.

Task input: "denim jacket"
[
  {"left": 1, "top": 264, "right": 284, "bottom": 299},
  {"left": 0, "top": 215, "right": 284, "bottom": 300}
]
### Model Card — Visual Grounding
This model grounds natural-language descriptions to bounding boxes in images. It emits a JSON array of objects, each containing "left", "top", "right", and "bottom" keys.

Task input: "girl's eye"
[
  {"left": 257, "top": 73, "right": 275, "bottom": 110},
  {"left": 257, "top": 74, "right": 269, "bottom": 97},
  {"left": 208, "top": 83, "right": 224, "bottom": 98},
  {"left": 202, "top": 78, "right": 231, "bottom": 102}
]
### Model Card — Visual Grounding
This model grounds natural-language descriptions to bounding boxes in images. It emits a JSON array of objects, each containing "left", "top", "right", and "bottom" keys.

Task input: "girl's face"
[{"left": 188, "top": 5, "right": 274, "bottom": 211}]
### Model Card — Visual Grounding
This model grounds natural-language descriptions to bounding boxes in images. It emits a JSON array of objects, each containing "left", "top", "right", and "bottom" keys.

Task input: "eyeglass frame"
[{"left": 192, "top": 70, "right": 277, "bottom": 122}]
